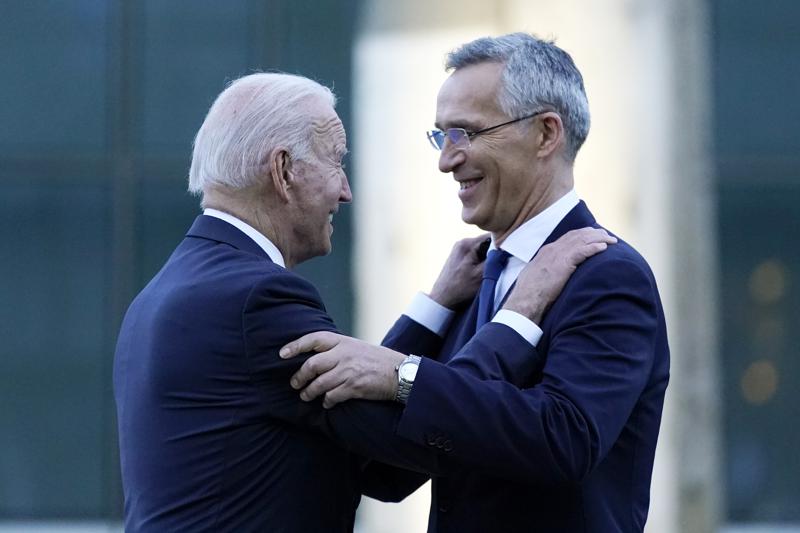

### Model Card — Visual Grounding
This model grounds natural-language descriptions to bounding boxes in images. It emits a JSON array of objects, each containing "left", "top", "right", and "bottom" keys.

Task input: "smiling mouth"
[{"left": 459, "top": 178, "right": 482, "bottom": 191}]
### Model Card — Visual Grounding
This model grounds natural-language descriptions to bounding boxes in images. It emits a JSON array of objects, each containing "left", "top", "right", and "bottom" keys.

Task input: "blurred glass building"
[{"left": 0, "top": 1, "right": 797, "bottom": 531}]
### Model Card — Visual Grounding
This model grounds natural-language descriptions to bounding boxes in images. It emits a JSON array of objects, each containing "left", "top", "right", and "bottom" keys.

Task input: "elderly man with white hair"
[{"left": 113, "top": 71, "right": 613, "bottom": 532}]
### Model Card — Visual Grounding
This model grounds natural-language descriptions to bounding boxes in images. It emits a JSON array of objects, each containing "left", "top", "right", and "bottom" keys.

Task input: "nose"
[
  {"left": 438, "top": 144, "right": 466, "bottom": 174},
  {"left": 339, "top": 171, "right": 353, "bottom": 203}
]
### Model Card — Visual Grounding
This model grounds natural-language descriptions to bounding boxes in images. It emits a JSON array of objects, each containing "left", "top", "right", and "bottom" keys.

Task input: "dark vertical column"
[
  {"left": 104, "top": 0, "right": 139, "bottom": 518},
  {"left": 712, "top": 0, "right": 800, "bottom": 523}
]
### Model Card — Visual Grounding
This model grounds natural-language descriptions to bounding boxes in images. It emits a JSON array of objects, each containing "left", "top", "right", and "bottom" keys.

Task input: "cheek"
[
  {"left": 491, "top": 164, "right": 529, "bottom": 213},
  {"left": 482, "top": 157, "right": 508, "bottom": 201},
  {"left": 324, "top": 174, "right": 343, "bottom": 201}
]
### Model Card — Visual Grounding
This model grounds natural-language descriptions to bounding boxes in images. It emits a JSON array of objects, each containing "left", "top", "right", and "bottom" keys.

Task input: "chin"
[{"left": 461, "top": 208, "right": 487, "bottom": 229}]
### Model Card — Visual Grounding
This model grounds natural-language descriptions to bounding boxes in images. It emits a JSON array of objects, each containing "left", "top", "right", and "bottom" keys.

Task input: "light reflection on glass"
[
  {"left": 748, "top": 259, "right": 787, "bottom": 305},
  {"left": 740, "top": 359, "right": 779, "bottom": 406}
]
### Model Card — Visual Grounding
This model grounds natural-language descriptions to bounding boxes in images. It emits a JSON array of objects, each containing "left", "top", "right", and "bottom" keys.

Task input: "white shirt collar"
[
  {"left": 491, "top": 189, "right": 580, "bottom": 261},
  {"left": 203, "top": 208, "right": 286, "bottom": 267}
]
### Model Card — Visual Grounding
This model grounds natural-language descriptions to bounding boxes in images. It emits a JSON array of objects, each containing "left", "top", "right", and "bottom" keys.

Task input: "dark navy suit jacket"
[
  {"left": 113, "top": 215, "right": 542, "bottom": 532},
  {"left": 375, "top": 201, "right": 670, "bottom": 532}
]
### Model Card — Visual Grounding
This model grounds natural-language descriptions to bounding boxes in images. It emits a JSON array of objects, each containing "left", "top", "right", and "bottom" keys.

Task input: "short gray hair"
[
  {"left": 188, "top": 72, "right": 336, "bottom": 194},
  {"left": 446, "top": 33, "right": 590, "bottom": 161}
]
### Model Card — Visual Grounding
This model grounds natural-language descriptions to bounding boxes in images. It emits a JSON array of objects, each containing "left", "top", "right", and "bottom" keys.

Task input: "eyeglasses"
[{"left": 426, "top": 111, "right": 544, "bottom": 151}]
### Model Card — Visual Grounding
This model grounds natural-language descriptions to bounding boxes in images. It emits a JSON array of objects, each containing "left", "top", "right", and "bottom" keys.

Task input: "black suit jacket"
[{"left": 113, "top": 215, "right": 541, "bottom": 532}]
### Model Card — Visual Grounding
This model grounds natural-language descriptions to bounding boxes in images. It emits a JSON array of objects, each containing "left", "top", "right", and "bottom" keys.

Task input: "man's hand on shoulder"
[
  {"left": 428, "top": 234, "right": 489, "bottom": 309},
  {"left": 503, "top": 227, "right": 617, "bottom": 324},
  {"left": 280, "top": 332, "right": 405, "bottom": 409}
]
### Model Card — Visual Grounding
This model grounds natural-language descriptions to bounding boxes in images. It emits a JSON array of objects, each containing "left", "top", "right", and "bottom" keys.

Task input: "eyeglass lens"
[
  {"left": 428, "top": 129, "right": 469, "bottom": 150},
  {"left": 428, "top": 130, "right": 445, "bottom": 150}
]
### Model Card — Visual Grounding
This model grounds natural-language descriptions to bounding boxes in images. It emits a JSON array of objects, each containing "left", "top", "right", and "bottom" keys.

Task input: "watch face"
[{"left": 399, "top": 361, "right": 419, "bottom": 381}]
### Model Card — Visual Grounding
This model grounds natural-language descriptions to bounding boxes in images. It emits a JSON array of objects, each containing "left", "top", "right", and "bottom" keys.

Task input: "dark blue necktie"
[{"left": 476, "top": 249, "right": 511, "bottom": 329}]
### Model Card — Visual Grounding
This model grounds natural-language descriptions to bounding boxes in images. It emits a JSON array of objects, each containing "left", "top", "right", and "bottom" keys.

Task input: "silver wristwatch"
[{"left": 395, "top": 354, "right": 421, "bottom": 404}]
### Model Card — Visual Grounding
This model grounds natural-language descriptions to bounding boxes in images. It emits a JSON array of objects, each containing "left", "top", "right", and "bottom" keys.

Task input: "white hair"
[
  {"left": 188, "top": 72, "right": 336, "bottom": 194},
  {"left": 446, "top": 33, "right": 590, "bottom": 161}
]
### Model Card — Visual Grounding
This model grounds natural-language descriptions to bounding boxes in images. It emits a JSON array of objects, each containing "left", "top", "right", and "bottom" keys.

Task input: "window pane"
[
  {"left": 0, "top": 180, "right": 110, "bottom": 518},
  {"left": 139, "top": 0, "right": 251, "bottom": 155},
  {"left": 713, "top": 0, "right": 800, "bottom": 159},
  {"left": 714, "top": 0, "right": 800, "bottom": 522},
  {"left": 0, "top": 1, "right": 108, "bottom": 155},
  {"left": 138, "top": 175, "right": 202, "bottom": 285},
  {"left": 719, "top": 184, "right": 800, "bottom": 521}
]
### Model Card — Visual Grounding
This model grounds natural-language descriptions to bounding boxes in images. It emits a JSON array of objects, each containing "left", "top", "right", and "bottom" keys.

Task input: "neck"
[
  {"left": 492, "top": 169, "right": 573, "bottom": 246},
  {"left": 202, "top": 187, "right": 296, "bottom": 267}
]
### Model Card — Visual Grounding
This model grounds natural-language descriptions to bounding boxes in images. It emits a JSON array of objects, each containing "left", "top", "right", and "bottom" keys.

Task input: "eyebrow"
[{"left": 434, "top": 119, "right": 483, "bottom": 132}]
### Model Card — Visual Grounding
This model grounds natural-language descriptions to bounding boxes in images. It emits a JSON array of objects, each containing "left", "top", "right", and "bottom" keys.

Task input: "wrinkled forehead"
[
  {"left": 307, "top": 98, "right": 347, "bottom": 152},
  {"left": 313, "top": 113, "right": 346, "bottom": 144}
]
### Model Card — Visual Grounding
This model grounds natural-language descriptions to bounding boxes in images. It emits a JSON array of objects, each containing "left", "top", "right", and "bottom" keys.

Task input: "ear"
[
  {"left": 536, "top": 112, "right": 565, "bottom": 159},
  {"left": 268, "top": 147, "right": 293, "bottom": 203}
]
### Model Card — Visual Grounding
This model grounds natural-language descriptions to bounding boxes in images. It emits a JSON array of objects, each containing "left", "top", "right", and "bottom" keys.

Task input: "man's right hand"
[
  {"left": 503, "top": 227, "right": 617, "bottom": 324},
  {"left": 428, "top": 234, "right": 490, "bottom": 309},
  {"left": 280, "top": 332, "right": 405, "bottom": 409}
]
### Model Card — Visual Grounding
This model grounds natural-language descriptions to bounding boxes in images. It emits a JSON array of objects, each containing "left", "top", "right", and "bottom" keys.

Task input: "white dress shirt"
[
  {"left": 405, "top": 189, "right": 580, "bottom": 346},
  {"left": 203, "top": 208, "right": 286, "bottom": 267}
]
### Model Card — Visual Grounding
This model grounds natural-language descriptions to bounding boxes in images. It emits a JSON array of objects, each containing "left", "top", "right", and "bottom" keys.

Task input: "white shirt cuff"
[
  {"left": 404, "top": 292, "right": 456, "bottom": 337},
  {"left": 492, "top": 309, "right": 543, "bottom": 347}
]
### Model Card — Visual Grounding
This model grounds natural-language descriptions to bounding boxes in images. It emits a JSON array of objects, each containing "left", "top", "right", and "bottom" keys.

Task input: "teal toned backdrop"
[{"left": 0, "top": 0, "right": 359, "bottom": 520}]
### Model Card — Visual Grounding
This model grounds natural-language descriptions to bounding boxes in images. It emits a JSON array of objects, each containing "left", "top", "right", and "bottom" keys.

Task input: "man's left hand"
[
  {"left": 428, "top": 234, "right": 489, "bottom": 308},
  {"left": 280, "top": 332, "right": 405, "bottom": 408}
]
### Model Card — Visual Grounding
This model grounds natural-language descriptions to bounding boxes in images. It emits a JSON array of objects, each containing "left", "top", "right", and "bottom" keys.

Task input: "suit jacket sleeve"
[
  {"left": 382, "top": 314, "right": 444, "bottom": 358},
  {"left": 241, "top": 270, "right": 538, "bottom": 481},
  {"left": 359, "top": 318, "right": 542, "bottom": 500},
  {"left": 384, "top": 314, "right": 539, "bottom": 385},
  {"left": 393, "top": 256, "right": 663, "bottom": 485},
  {"left": 350, "top": 315, "right": 443, "bottom": 500}
]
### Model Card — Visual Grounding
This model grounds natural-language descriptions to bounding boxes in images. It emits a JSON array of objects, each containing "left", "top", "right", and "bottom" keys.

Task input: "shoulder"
[
  {"left": 240, "top": 264, "right": 338, "bottom": 349},
  {"left": 202, "top": 246, "right": 322, "bottom": 302},
  {"left": 166, "top": 241, "right": 325, "bottom": 313},
  {"left": 573, "top": 233, "right": 657, "bottom": 287},
  {"left": 551, "top": 232, "right": 662, "bottom": 310},
  {"left": 237, "top": 263, "right": 332, "bottom": 330},
  {"left": 540, "top": 231, "right": 665, "bottom": 335},
  {"left": 245, "top": 266, "right": 326, "bottom": 309}
]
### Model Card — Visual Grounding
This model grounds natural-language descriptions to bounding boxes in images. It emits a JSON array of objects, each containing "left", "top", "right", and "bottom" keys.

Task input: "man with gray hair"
[
  {"left": 283, "top": 32, "right": 670, "bottom": 531},
  {"left": 113, "top": 70, "right": 613, "bottom": 531}
]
